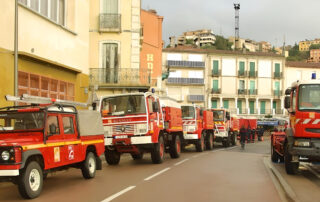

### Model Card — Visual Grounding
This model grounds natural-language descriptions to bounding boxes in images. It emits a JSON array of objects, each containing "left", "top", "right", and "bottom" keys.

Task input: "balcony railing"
[
  {"left": 167, "top": 77, "right": 204, "bottom": 85},
  {"left": 187, "top": 95, "right": 205, "bottom": 102},
  {"left": 273, "top": 90, "right": 282, "bottom": 97},
  {"left": 99, "top": 14, "right": 121, "bottom": 32},
  {"left": 273, "top": 72, "right": 283, "bottom": 79},
  {"left": 248, "top": 89, "right": 257, "bottom": 95},
  {"left": 89, "top": 68, "right": 151, "bottom": 87},
  {"left": 211, "top": 70, "right": 221, "bottom": 77},
  {"left": 248, "top": 71, "right": 258, "bottom": 78},
  {"left": 238, "top": 89, "right": 247, "bottom": 95},
  {"left": 238, "top": 70, "right": 247, "bottom": 77},
  {"left": 167, "top": 60, "right": 205, "bottom": 68},
  {"left": 211, "top": 88, "right": 221, "bottom": 94}
]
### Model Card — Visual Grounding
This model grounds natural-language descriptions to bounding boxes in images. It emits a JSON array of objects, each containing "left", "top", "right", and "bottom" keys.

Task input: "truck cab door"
[
  {"left": 61, "top": 114, "right": 81, "bottom": 164},
  {"left": 45, "top": 114, "right": 65, "bottom": 168},
  {"left": 147, "top": 96, "right": 161, "bottom": 136}
]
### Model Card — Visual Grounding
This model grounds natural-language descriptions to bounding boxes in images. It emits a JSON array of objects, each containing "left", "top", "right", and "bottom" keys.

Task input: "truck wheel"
[
  {"left": 226, "top": 132, "right": 231, "bottom": 147},
  {"left": 18, "top": 161, "right": 43, "bottom": 199},
  {"left": 196, "top": 133, "right": 205, "bottom": 152},
  {"left": 169, "top": 135, "right": 181, "bottom": 158},
  {"left": 205, "top": 133, "right": 214, "bottom": 150},
  {"left": 81, "top": 152, "right": 97, "bottom": 179},
  {"left": 131, "top": 152, "right": 144, "bottom": 160},
  {"left": 231, "top": 133, "right": 237, "bottom": 146},
  {"left": 105, "top": 148, "right": 121, "bottom": 165},
  {"left": 151, "top": 136, "right": 165, "bottom": 164},
  {"left": 284, "top": 144, "right": 299, "bottom": 175}
]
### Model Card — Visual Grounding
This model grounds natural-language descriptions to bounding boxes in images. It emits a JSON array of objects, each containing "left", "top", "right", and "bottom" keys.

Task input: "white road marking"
[
  {"left": 212, "top": 148, "right": 225, "bottom": 152},
  {"left": 304, "top": 164, "right": 320, "bottom": 179},
  {"left": 192, "top": 155, "right": 200, "bottom": 158},
  {"left": 144, "top": 167, "right": 171, "bottom": 181},
  {"left": 101, "top": 186, "right": 136, "bottom": 202},
  {"left": 174, "top": 158, "right": 190, "bottom": 166}
]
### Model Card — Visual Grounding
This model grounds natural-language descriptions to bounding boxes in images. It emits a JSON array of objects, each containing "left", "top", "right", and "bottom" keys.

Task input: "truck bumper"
[
  {"left": 183, "top": 133, "right": 198, "bottom": 140},
  {"left": 105, "top": 136, "right": 153, "bottom": 146},
  {"left": 0, "top": 170, "right": 19, "bottom": 177},
  {"left": 289, "top": 138, "right": 320, "bottom": 161}
]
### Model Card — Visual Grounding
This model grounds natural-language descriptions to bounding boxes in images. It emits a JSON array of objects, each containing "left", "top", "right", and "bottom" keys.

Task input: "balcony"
[
  {"left": 273, "top": 90, "right": 282, "bottom": 97},
  {"left": 89, "top": 68, "right": 151, "bottom": 88},
  {"left": 167, "top": 60, "right": 205, "bottom": 68},
  {"left": 248, "top": 89, "right": 257, "bottom": 95},
  {"left": 248, "top": 71, "right": 257, "bottom": 78},
  {"left": 238, "top": 70, "right": 247, "bottom": 77},
  {"left": 211, "top": 88, "right": 221, "bottom": 94},
  {"left": 99, "top": 14, "right": 121, "bottom": 32},
  {"left": 211, "top": 70, "right": 221, "bottom": 77},
  {"left": 273, "top": 72, "right": 283, "bottom": 79},
  {"left": 187, "top": 95, "right": 205, "bottom": 102},
  {"left": 238, "top": 89, "right": 247, "bottom": 95},
  {"left": 167, "top": 77, "right": 204, "bottom": 85}
]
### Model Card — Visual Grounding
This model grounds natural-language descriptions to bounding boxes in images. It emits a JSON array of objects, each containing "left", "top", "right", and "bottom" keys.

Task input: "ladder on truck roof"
[{"left": 5, "top": 94, "right": 88, "bottom": 108}]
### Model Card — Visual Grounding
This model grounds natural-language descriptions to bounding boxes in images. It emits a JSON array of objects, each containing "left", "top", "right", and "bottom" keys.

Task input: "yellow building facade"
[
  {"left": 0, "top": 0, "right": 90, "bottom": 107},
  {"left": 299, "top": 39, "right": 320, "bottom": 51}
]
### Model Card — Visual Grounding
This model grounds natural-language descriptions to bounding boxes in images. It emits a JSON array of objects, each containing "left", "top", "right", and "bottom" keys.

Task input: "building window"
[
  {"left": 223, "top": 100, "right": 229, "bottom": 109},
  {"left": 239, "top": 61, "right": 245, "bottom": 75},
  {"left": 249, "top": 62, "right": 255, "bottom": 77},
  {"left": 212, "top": 60, "right": 219, "bottom": 75},
  {"left": 211, "top": 100, "right": 217, "bottom": 109},
  {"left": 102, "top": 0, "right": 118, "bottom": 14},
  {"left": 18, "top": 71, "right": 75, "bottom": 101},
  {"left": 18, "top": 0, "right": 65, "bottom": 26},
  {"left": 100, "top": 42, "right": 119, "bottom": 83}
]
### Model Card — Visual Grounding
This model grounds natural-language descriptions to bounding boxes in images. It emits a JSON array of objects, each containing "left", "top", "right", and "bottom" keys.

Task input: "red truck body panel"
[
  {"left": 163, "top": 106, "right": 183, "bottom": 133},
  {"left": 203, "top": 111, "right": 214, "bottom": 130}
]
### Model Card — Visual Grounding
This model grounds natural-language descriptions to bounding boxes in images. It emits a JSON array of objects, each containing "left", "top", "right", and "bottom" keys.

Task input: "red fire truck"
[
  {"left": 99, "top": 93, "right": 183, "bottom": 164},
  {"left": 0, "top": 95, "right": 105, "bottom": 199},
  {"left": 211, "top": 109, "right": 237, "bottom": 147},
  {"left": 181, "top": 105, "right": 214, "bottom": 152},
  {"left": 271, "top": 80, "right": 320, "bottom": 174}
]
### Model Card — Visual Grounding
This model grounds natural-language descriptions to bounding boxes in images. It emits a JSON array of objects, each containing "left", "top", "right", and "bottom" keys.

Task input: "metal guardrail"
[
  {"left": 89, "top": 68, "right": 151, "bottom": 86},
  {"left": 211, "top": 88, "right": 221, "bottom": 94},
  {"left": 238, "top": 70, "right": 247, "bottom": 77},
  {"left": 248, "top": 71, "right": 258, "bottom": 78},
  {"left": 167, "top": 77, "right": 204, "bottom": 85},
  {"left": 99, "top": 13, "right": 121, "bottom": 32},
  {"left": 187, "top": 95, "right": 205, "bottom": 102},
  {"left": 238, "top": 89, "right": 247, "bottom": 95},
  {"left": 273, "top": 72, "right": 283, "bottom": 79},
  {"left": 167, "top": 60, "right": 205, "bottom": 68},
  {"left": 211, "top": 70, "right": 221, "bottom": 77},
  {"left": 273, "top": 90, "right": 282, "bottom": 97},
  {"left": 248, "top": 89, "right": 258, "bottom": 95}
]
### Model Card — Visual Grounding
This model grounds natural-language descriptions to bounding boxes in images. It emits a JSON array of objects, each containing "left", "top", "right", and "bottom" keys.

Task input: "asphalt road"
[{"left": 0, "top": 140, "right": 286, "bottom": 202}]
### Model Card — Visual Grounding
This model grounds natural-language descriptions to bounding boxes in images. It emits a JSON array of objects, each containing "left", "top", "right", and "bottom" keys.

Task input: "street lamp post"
[{"left": 14, "top": 0, "right": 18, "bottom": 97}]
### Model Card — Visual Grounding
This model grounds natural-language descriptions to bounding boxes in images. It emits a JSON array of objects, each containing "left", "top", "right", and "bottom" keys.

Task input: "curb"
[{"left": 263, "top": 157, "right": 301, "bottom": 202}]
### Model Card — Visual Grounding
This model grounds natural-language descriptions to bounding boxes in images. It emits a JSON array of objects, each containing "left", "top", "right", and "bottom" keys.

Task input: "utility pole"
[
  {"left": 234, "top": 3, "right": 240, "bottom": 50},
  {"left": 14, "top": 0, "right": 18, "bottom": 97}
]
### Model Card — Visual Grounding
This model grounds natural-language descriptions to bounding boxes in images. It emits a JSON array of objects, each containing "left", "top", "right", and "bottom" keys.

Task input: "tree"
[
  {"left": 309, "top": 44, "right": 320, "bottom": 50},
  {"left": 286, "top": 43, "right": 309, "bottom": 61},
  {"left": 185, "top": 39, "right": 194, "bottom": 45},
  {"left": 214, "top": 35, "right": 233, "bottom": 50}
]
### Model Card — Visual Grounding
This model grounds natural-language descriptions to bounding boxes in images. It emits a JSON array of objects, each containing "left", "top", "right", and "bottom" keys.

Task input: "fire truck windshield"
[
  {"left": 299, "top": 84, "right": 320, "bottom": 111},
  {"left": 101, "top": 95, "right": 146, "bottom": 116},
  {"left": 213, "top": 110, "right": 224, "bottom": 121},
  {"left": 181, "top": 106, "right": 195, "bottom": 119},
  {"left": 0, "top": 111, "right": 45, "bottom": 132}
]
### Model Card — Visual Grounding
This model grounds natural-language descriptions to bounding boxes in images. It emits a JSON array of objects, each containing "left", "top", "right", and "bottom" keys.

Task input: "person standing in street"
[{"left": 240, "top": 126, "right": 247, "bottom": 149}]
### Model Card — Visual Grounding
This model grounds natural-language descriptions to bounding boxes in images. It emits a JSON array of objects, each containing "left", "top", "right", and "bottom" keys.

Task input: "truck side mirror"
[
  {"left": 152, "top": 102, "right": 159, "bottom": 112},
  {"left": 285, "top": 88, "right": 291, "bottom": 96},
  {"left": 226, "top": 112, "right": 231, "bottom": 120},
  {"left": 284, "top": 96, "right": 290, "bottom": 109},
  {"left": 200, "top": 109, "right": 203, "bottom": 116}
]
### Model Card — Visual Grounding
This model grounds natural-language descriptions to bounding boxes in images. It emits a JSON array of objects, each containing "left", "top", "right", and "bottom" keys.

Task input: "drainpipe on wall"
[{"left": 14, "top": 0, "right": 18, "bottom": 97}]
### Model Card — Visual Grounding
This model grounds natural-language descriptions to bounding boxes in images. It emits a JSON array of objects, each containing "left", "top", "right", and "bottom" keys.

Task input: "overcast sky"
[{"left": 141, "top": 0, "right": 320, "bottom": 47}]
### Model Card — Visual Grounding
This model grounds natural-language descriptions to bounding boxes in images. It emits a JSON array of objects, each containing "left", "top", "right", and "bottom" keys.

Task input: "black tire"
[
  {"left": 151, "top": 136, "right": 165, "bottom": 164},
  {"left": 131, "top": 152, "right": 144, "bottom": 160},
  {"left": 18, "top": 161, "right": 43, "bottom": 199},
  {"left": 196, "top": 133, "right": 205, "bottom": 152},
  {"left": 231, "top": 133, "right": 237, "bottom": 146},
  {"left": 105, "top": 148, "right": 121, "bottom": 165},
  {"left": 82, "top": 152, "right": 97, "bottom": 179},
  {"left": 169, "top": 134, "right": 181, "bottom": 158},
  {"left": 284, "top": 144, "right": 299, "bottom": 175},
  {"left": 225, "top": 132, "right": 231, "bottom": 147},
  {"left": 205, "top": 133, "right": 214, "bottom": 150}
]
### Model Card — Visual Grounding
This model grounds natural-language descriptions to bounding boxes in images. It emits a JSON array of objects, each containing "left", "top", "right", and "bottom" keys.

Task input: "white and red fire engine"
[
  {"left": 181, "top": 105, "right": 214, "bottom": 152},
  {"left": 98, "top": 93, "right": 183, "bottom": 164}
]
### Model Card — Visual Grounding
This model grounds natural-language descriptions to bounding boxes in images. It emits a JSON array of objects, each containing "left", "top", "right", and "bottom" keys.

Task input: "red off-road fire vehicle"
[
  {"left": 211, "top": 109, "right": 236, "bottom": 147},
  {"left": 271, "top": 80, "right": 320, "bottom": 174},
  {"left": 181, "top": 105, "right": 214, "bottom": 152},
  {"left": 99, "top": 93, "right": 183, "bottom": 164},
  {"left": 0, "top": 95, "right": 105, "bottom": 199}
]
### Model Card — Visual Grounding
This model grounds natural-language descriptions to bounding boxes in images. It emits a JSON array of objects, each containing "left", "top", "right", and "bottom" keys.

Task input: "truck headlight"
[
  {"left": 294, "top": 140, "right": 310, "bottom": 147},
  {"left": 135, "top": 124, "right": 148, "bottom": 135},
  {"left": 104, "top": 126, "right": 113, "bottom": 137},
  {"left": 1, "top": 151, "right": 10, "bottom": 161}
]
